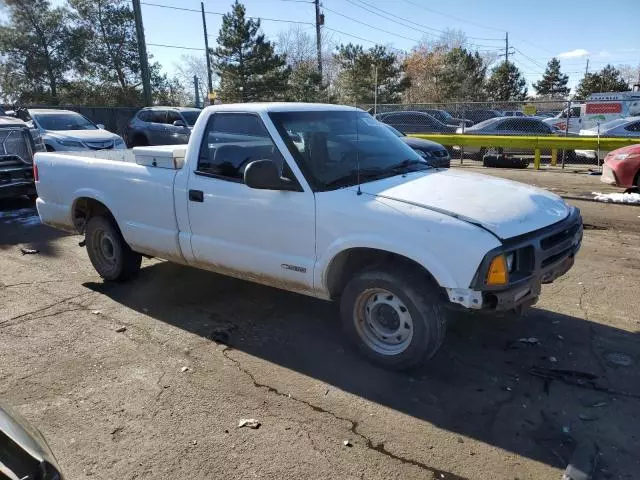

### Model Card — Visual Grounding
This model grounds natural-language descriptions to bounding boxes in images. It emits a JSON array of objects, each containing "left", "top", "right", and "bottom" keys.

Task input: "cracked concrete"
[{"left": 1, "top": 192, "right": 640, "bottom": 480}]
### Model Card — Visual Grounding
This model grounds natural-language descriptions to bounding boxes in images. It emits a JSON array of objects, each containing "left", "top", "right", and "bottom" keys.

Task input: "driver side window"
[{"left": 197, "top": 113, "right": 286, "bottom": 182}]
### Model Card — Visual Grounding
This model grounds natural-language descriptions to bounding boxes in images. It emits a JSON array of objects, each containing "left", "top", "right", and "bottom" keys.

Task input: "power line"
[
  {"left": 322, "top": 5, "right": 421, "bottom": 43},
  {"left": 140, "top": 1, "right": 314, "bottom": 25},
  {"left": 148, "top": 42, "right": 206, "bottom": 51},
  {"left": 348, "top": 0, "right": 503, "bottom": 42},
  {"left": 513, "top": 47, "right": 548, "bottom": 70},
  {"left": 400, "top": 0, "right": 504, "bottom": 33},
  {"left": 323, "top": 26, "right": 377, "bottom": 45}
]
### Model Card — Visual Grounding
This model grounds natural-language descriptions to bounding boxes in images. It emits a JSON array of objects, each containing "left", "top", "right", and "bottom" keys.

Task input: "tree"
[
  {"left": 485, "top": 61, "right": 528, "bottom": 101},
  {"left": 439, "top": 47, "right": 487, "bottom": 101},
  {"left": 334, "top": 43, "right": 408, "bottom": 105},
  {"left": 532, "top": 57, "right": 569, "bottom": 98},
  {"left": 575, "top": 64, "right": 630, "bottom": 99},
  {"left": 67, "top": 0, "right": 141, "bottom": 104},
  {"left": 213, "top": 1, "right": 290, "bottom": 102},
  {"left": 0, "top": 0, "right": 75, "bottom": 103},
  {"left": 174, "top": 54, "right": 211, "bottom": 107}
]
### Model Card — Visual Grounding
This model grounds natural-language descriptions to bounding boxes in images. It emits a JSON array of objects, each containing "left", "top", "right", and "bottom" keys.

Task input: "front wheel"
[
  {"left": 85, "top": 215, "right": 141, "bottom": 281},
  {"left": 340, "top": 264, "right": 449, "bottom": 370}
]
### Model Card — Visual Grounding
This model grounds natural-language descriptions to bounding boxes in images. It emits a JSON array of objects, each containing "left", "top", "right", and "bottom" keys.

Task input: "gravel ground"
[{"left": 1, "top": 174, "right": 639, "bottom": 480}]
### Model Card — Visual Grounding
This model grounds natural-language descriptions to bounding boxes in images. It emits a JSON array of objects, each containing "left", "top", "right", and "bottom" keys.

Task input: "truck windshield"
[
  {"left": 269, "top": 110, "right": 430, "bottom": 191},
  {"left": 34, "top": 113, "right": 97, "bottom": 131}
]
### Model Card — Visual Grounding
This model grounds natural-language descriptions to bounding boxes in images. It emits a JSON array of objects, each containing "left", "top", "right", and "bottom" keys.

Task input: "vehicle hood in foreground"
[
  {"left": 359, "top": 169, "right": 570, "bottom": 240},
  {"left": 402, "top": 137, "right": 448, "bottom": 151},
  {"left": 45, "top": 129, "right": 122, "bottom": 142}
]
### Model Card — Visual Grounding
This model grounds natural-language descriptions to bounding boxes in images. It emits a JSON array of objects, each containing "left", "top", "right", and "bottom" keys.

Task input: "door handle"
[{"left": 189, "top": 189, "right": 204, "bottom": 202}]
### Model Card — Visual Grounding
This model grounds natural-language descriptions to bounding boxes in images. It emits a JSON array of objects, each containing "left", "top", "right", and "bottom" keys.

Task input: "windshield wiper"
[
  {"left": 324, "top": 168, "right": 396, "bottom": 189},
  {"left": 386, "top": 159, "right": 432, "bottom": 172}
]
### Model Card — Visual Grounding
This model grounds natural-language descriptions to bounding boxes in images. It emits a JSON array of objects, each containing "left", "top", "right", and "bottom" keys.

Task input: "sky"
[{"left": 54, "top": 0, "right": 640, "bottom": 93}]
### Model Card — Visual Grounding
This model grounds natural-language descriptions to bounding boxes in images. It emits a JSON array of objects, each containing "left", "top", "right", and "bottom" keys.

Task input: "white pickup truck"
[{"left": 35, "top": 103, "right": 583, "bottom": 369}]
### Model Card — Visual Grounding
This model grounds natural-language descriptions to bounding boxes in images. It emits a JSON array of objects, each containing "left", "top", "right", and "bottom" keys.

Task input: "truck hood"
[{"left": 360, "top": 169, "right": 570, "bottom": 240}]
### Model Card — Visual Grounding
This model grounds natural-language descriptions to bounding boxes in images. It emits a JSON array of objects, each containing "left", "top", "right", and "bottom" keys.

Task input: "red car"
[{"left": 601, "top": 144, "right": 640, "bottom": 189}]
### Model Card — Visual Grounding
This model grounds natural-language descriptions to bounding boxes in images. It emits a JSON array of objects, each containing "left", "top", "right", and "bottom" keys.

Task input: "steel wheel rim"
[
  {"left": 92, "top": 227, "right": 118, "bottom": 271},
  {"left": 353, "top": 288, "right": 414, "bottom": 356}
]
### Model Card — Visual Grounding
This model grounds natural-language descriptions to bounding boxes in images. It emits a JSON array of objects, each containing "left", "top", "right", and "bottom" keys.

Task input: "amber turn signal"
[{"left": 486, "top": 255, "right": 508, "bottom": 286}]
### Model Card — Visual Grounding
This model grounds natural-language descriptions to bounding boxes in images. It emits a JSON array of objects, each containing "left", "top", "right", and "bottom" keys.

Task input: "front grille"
[
  {"left": 0, "top": 128, "right": 32, "bottom": 165},
  {"left": 86, "top": 140, "right": 114, "bottom": 150},
  {"left": 540, "top": 223, "right": 581, "bottom": 250}
]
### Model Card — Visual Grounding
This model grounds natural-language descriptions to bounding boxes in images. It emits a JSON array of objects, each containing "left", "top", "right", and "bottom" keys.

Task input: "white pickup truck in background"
[{"left": 35, "top": 103, "right": 583, "bottom": 369}]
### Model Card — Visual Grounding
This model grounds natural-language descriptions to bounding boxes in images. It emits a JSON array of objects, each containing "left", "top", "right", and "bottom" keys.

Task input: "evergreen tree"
[
  {"left": 213, "top": 1, "right": 290, "bottom": 102},
  {"left": 485, "top": 61, "right": 528, "bottom": 101},
  {"left": 532, "top": 57, "right": 569, "bottom": 97},
  {"left": 335, "top": 44, "right": 408, "bottom": 105},
  {"left": 575, "top": 65, "right": 630, "bottom": 99},
  {"left": 439, "top": 47, "right": 487, "bottom": 101}
]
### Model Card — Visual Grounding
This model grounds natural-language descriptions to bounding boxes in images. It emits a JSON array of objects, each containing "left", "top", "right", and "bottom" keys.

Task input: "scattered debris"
[
  {"left": 457, "top": 437, "right": 464, "bottom": 444},
  {"left": 518, "top": 337, "right": 540, "bottom": 345},
  {"left": 579, "top": 413, "right": 598, "bottom": 422},
  {"left": 592, "top": 191, "right": 640, "bottom": 204},
  {"left": 558, "top": 335, "right": 565, "bottom": 341},
  {"left": 562, "top": 426, "right": 571, "bottom": 435},
  {"left": 342, "top": 439, "right": 352, "bottom": 447},
  {"left": 115, "top": 326, "right": 127, "bottom": 333},
  {"left": 20, "top": 247, "right": 39, "bottom": 255},
  {"left": 142, "top": 308, "right": 149, "bottom": 313},
  {"left": 505, "top": 386, "right": 512, "bottom": 392},
  {"left": 192, "top": 440, "right": 197, "bottom": 445},
  {"left": 604, "top": 352, "right": 634, "bottom": 367},
  {"left": 180, "top": 366, "right": 190, "bottom": 373},
  {"left": 549, "top": 356, "right": 558, "bottom": 363},
  {"left": 562, "top": 442, "right": 600, "bottom": 480},
  {"left": 238, "top": 418, "right": 261, "bottom": 429},
  {"left": 324, "top": 389, "right": 329, "bottom": 396},
  {"left": 91, "top": 310, "right": 101, "bottom": 315},
  {"left": 589, "top": 402, "right": 608, "bottom": 408}
]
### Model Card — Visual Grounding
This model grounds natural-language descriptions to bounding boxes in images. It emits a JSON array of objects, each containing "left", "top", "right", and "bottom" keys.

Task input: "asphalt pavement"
[{"left": 1, "top": 173, "right": 639, "bottom": 479}]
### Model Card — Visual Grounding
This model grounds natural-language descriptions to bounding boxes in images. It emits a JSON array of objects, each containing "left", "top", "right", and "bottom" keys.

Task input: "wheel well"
[
  {"left": 325, "top": 248, "right": 441, "bottom": 299},
  {"left": 72, "top": 197, "right": 114, "bottom": 233},
  {"left": 132, "top": 133, "right": 148, "bottom": 146}
]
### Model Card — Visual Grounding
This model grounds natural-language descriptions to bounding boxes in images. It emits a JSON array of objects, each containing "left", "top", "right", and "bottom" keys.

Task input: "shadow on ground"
[
  {"left": 0, "top": 197, "right": 68, "bottom": 256},
  {"left": 85, "top": 261, "right": 640, "bottom": 478}
]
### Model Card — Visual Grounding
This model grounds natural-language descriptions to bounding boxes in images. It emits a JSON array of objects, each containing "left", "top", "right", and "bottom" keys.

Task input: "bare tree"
[
  {"left": 174, "top": 54, "right": 212, "bottom": 106},
  {"left": 617, "top": 64, "right": 640, "bottom": 88}
]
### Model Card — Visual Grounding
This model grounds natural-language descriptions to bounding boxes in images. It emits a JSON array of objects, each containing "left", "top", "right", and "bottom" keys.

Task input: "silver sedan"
[{"left": 576, "top": 117, "right": 640, "bottom": 160}]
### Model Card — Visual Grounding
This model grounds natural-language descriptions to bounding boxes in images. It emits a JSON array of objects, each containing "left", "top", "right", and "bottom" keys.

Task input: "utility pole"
[
  {"left": 194, "top": 76, "right": 200, "bottom": 108},
  {"left": 132, "top": 0, "right": 152, "bottom": 106},
  {"left": 314, "top": 0, "right": 323, "bottom": 76},
  {"left": 585, "top": 58, "right": 590, "bottom": 77},
  {"left": 372, "top": 64, "right": 378, "bottom": 115},
  {"left": 201, "top": 2, "right": 214, "bottom": 96},
  {"left": 505, "top": 32, "right": 509, "bottom": 65}
]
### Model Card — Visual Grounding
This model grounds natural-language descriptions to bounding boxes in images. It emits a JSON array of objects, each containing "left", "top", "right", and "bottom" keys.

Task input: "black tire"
[
  {"left": 340, "top": 263, "right": 449, "bottom": 370},
  {"left": 85, "top": 215, "right": 141, "bottom": 281},
  {"left": 132, "top": 134, "right": 149, "bottom": 147}
]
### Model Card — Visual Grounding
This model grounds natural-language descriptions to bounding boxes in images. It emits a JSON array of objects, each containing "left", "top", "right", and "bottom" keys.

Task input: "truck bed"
[{"left": 35, "top": 147, "right": 186, "bottom": 263}]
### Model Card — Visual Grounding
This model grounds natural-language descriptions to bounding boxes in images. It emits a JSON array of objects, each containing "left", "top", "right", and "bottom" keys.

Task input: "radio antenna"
[{"left": 355, "top": 111, "right": 361, "bottom": 195}]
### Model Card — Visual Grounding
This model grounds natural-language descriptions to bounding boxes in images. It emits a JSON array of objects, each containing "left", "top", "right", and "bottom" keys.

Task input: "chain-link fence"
[{"left": 359, "top": 99, "right": 640, "bottom": 168}]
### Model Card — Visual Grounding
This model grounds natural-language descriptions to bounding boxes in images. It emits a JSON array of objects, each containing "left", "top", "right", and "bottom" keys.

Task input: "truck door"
[{"left": 185, "top": 112, "right": 316, "bottom": 292}]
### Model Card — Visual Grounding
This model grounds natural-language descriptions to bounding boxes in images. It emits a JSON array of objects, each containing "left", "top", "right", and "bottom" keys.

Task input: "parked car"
[
  {"left": 576, "top": 117, "right": 640, "bottom": 160},
  {"left": 455, "top": 116, "right": 572, "bottom": 167},
  {"left": 126, "top": 107, "right": 202, "bottom": 147},
  {"left": 28, "top": 109, "right": 126, "bottom": 152},
  {"left": 418, "top": 109, "right": 473, "bottom": 127},
  {"left": 461, "top": 109, "right": 503, "bottom": 124},
  {"left": 0, "top": 402, "right": 65, "bottom": 479},
  {"left": 376, "top": 111, "right": 457, "bottom": 134},
  {"left": 600, "top": 144, "right": 640, "bottom": 189},
  {"left": 0, "top": 116, "right": 45, "bottom": 199},
  {"left": 543, "top": 105, "right": 583, "bottom": 133},
  {"left": 502, "top": 110, "right": 527, "bottom": 117},
  {"left": 383, "top": 124, "right": 451, "bottom": 168},
  {"left": 35, "top": 103, "right": 582, "bottom": 369}
]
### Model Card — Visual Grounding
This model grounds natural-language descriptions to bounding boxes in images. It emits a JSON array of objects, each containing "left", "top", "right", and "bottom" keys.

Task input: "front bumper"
[
  {"left": 448, "top": 208, "right": 583, "bottom": 311},
  {"left": 0, "top": 167, "right": 35, "bottom": 199}
]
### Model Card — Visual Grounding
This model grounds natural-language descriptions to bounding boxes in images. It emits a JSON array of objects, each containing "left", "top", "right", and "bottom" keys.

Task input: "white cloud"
[{"left": 558, "top": 49, "right": 590, "bottom": 58}]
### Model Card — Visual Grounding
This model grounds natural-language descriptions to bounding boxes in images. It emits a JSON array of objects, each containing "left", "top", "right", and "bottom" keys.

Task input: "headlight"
[
  {"left": 115, "top": 138, "right": 125, "bottom": 146},
  {"left": 57, "top": 139, "right": 84, "bottom": 148},
  {"left": 614, "top": 153, "right": 635, "bottom": 161},
  {"left": 415, "top": 149, "right": 433, "bottom": 158}
]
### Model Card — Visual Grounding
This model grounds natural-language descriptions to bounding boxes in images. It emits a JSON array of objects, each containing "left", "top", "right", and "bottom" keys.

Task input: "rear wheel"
[
  {"left": 132, "top": 134, "right": 149, "bottom": 147},
  {"left": 340, "top": 264, "right": 449, "bottom": 370},
  {"left": 85, "top": 215, "right": 141, "bottom": 281}
]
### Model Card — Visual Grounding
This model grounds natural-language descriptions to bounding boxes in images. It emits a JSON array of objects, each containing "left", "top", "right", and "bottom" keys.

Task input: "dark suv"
[{"left": 125, "top": 107, "right": 202, "bottom": 147}]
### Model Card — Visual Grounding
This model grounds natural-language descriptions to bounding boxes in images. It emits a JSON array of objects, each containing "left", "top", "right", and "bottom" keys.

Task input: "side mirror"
[
  {"left": 97, "top": 123, "right": 105, "bottom": 129},
  {"left": 244, "top": 159, "right": 300, "bottom": 191},
  {"left": 173, "top": 120, "right": 187, "bottom": 128}
]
